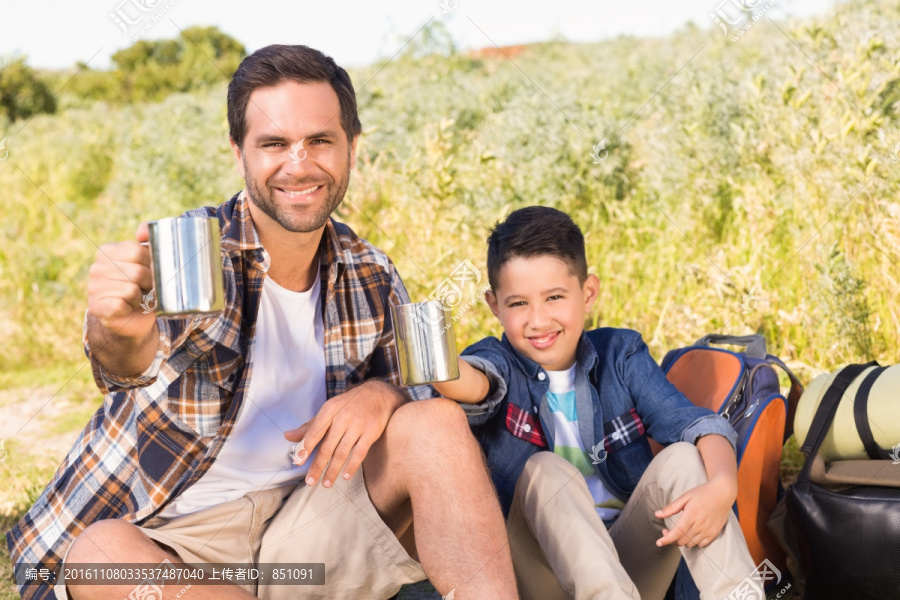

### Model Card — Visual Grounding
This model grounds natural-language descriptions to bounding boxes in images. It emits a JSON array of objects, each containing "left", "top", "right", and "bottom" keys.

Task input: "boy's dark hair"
[
  {"left": 227, "top": 44, "right": 361, "bottom": 148},
  {"left": 486, "top": 206, "right": 589, "bottom": 291}
]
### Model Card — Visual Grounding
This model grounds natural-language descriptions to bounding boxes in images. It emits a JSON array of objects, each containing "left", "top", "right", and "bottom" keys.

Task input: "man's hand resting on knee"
[{"left": 284, "top": 380, "right": 408, "bottom": 488}]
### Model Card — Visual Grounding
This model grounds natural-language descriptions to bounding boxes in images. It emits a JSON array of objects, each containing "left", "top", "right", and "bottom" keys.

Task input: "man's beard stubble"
[{"left": 242, "top": 152, "right": 351, "bottom": 233}]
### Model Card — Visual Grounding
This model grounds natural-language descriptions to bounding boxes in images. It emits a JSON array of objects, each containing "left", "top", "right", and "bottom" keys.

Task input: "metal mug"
[
  {"left": 146, "top": 216, "right": 225, "bottom": 318},
  {"left": 391, "top": 301, "right": 460, "bottom": 386}
]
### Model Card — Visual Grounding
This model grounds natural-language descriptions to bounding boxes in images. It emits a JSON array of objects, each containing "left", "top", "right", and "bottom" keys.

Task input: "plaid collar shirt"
[{"left": 6, "top": 190, "right": 431, "bottom": 600}]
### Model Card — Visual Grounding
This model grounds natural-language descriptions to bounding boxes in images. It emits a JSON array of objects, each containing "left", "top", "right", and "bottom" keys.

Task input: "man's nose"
[{"left": 282, "top": 143, "right": 312, "bottom": 177}]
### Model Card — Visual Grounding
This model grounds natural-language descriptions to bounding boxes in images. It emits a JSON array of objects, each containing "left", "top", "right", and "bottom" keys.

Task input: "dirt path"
[{"left": 0, "top": 373, "right": 101, "bottom": 515}]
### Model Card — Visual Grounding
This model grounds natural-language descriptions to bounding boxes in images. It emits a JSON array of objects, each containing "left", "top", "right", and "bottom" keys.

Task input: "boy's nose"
[{"left": 528, "top": 307, "right": 551, "bottom": 329}]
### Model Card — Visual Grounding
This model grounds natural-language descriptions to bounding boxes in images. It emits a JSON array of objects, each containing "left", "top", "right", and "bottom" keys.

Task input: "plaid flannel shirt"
[{"left": 5, "top": 190, "right": 432, "bottom": 600}]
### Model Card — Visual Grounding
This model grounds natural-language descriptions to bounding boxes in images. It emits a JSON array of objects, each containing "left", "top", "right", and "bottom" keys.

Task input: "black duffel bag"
[{"left": 786, "top": 362, "right": 900, "bottom": 600}]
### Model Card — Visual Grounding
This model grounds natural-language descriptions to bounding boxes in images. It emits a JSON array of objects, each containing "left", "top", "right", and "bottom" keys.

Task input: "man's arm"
[
  {"left": 432, "top": 358, "right": 491, "bottom": 403},
  {"left": 654, "top": 434, "right": 738, "bottom": 548},
  {"left": 85, "top": 222, "right": 161, "bottom": 380},
  {"left": 86, "top": 312, "right": 159, "bottom": 379},
  {"left": 283, "top": 258, "right": 420, "bottom": 488}
]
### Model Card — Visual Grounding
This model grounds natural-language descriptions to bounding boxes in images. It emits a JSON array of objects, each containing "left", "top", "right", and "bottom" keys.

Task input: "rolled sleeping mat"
[{"left": 794, "top": 364, "right": 900, "bottom": 462}]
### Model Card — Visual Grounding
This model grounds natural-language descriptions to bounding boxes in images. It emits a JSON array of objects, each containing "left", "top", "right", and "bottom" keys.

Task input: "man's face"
[
  {"left": 231, "top": 80, "right": 357, "bottom": 233},
  {"left": 486, "top": 255, "right": 599, "bottom": 372}
]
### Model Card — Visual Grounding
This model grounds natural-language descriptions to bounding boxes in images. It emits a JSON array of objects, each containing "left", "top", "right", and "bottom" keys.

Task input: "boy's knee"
[
  {"left": 653, "top": 442, "right": 707, "bottom": 491},
  {"left": 520, "top": 451, "right": 583, "bottom": 490}
]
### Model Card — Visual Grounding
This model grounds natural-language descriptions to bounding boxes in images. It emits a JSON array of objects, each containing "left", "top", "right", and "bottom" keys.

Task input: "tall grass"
[{"left": 1, "top": 0, "right": 898, "bottom": 382}]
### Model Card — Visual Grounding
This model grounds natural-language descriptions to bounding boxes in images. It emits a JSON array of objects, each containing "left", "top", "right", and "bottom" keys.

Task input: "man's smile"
[{"left": 277, "top": 184, "right": 322, "bottom": 195}]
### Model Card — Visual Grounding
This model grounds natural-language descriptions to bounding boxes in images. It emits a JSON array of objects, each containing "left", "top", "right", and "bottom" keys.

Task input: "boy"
[{"left": 432, "top": 206, "right": 756, "bottom": 600}]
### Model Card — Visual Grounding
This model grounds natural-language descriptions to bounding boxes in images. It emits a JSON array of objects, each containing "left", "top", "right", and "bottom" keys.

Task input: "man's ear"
[
  {"left": 485, "top": 289, "right": 501, "bottom": 319},
  {"left": 230, "top": 137, "right": 245, "bottom": 178},
  {"left": 349, "top": 134, "right": 360, "bottom": 170}
]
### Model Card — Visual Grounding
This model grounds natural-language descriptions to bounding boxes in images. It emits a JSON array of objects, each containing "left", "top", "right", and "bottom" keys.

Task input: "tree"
[
  {"left": 0, "top": 57, "right": 56, "bottom": 122},
  {"left": 108, "top": 26, "right": 246, "bottom": 102}
]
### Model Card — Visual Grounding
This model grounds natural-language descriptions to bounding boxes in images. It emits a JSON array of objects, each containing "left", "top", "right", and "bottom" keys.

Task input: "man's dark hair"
[
  {"left": 486, "top": 206, "right": 589, "bottom": 291},
  {"left": 227, "top": 44, "right": 361, "bottom": 148}
]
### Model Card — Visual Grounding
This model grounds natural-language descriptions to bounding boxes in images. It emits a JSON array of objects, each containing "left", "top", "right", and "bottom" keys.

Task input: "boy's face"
[{"left": 485, "top": 255, "right": 599, "bottom": 372}]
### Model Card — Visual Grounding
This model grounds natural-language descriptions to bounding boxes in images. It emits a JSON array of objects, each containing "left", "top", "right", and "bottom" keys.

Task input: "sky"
[{"left": 1, "top": 0, "right": 840, "bottom": 71}]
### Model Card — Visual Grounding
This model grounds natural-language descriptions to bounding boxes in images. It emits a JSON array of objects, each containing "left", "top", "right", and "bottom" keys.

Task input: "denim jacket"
[{"left": 460, "top": 327, "right": 738, "bottom": 517}]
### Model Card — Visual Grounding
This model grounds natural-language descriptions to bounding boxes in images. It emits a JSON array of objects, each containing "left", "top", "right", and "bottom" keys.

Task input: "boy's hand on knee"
[{"left": 653, "top": 477, "right": 736, "bottom": 549}]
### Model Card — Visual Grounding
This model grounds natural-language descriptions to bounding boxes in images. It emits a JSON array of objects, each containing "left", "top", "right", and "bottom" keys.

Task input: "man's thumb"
[{"left": 284, "top": 422, "right": 309, "bottom": 442}]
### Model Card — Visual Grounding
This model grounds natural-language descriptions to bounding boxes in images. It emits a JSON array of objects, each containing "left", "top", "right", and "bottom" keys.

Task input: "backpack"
[
  {"left": 783, "top": 362, "right": 900, "bottom": 599},
  {"left": 659, "top": 334, "right": 804, "bottom": 573}
]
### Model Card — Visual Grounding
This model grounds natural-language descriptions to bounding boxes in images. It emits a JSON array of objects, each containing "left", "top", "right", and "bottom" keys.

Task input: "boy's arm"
[
  {"left": 432, "top": 358, "right": 491, "bottom": 403},
  {"left": 653, "top": 434, "right": 738, "bottom": 548}
]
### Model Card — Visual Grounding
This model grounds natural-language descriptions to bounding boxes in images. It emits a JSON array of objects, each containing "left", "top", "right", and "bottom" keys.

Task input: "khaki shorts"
[{"left": 57, "top": 465, "right": 426, "bottom": 600}]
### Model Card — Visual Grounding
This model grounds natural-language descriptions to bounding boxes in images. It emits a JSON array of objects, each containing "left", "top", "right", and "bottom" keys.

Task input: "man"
[{"left": 6, "top": 44, "right": 517, "bottom": 600}]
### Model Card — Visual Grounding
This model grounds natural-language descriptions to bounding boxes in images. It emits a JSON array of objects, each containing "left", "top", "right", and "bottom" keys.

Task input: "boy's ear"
[
  {"left": 583, "top": 274, "right": 600, "bottom": 310},
  {"left": 485, "top": 289, "right": 501, "bottom": 318}
]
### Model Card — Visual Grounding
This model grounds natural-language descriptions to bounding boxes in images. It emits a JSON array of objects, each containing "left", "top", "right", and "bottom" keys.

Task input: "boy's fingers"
[
  {"left": 656, "top": 527, "right": 682, "bottom": 547},
  {"left": 657, "top": 515, "right": 697, "bottom": 547},
  {"left": 655, "top": 494, "right": 689, "bottom": 519}
]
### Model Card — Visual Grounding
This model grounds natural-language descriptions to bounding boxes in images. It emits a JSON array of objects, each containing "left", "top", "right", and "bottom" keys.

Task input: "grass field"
[{"left": 2, "top": 0, "right": 898, "bottom": 598}]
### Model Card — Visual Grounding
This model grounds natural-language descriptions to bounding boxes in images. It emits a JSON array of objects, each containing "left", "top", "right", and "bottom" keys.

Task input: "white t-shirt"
[
  {"left": 159, "top": 266, "right": 327, "bottom": 519},
  {"left": 546, "top": 365, "right": 624, "bottom": 521}
]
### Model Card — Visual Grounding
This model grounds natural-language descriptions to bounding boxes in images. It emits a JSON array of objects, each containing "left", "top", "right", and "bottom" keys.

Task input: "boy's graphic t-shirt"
[{"left": 546, "top": 365, "right": 625, "bottom": 521}]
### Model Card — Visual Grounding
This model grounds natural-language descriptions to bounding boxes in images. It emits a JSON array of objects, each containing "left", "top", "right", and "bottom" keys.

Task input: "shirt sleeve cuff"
[
  {"left": 680, "top": 414, "right": 738, "bottom": 453},
  {"left": 83, "top": 312, "right": 168, "bottom": 394},
  {"left": 456, "top": 355, "right": 507, "bottom": 423}
]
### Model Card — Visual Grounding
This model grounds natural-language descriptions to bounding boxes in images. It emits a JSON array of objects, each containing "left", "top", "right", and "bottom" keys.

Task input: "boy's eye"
[
  {"left": 548, "top": 294, "right": 564, "bottom": 301},
  {"left": 509, "top": 301, "right": 526, "bottom": 307}
]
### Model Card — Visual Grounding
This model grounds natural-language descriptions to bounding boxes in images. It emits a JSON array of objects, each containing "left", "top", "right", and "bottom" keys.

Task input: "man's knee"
[
  {"left": 67, "top": 519, "right": 158, "bottom": 564},
  {"left": 386, "top": 397, "right": 471, "bottom": 448}
]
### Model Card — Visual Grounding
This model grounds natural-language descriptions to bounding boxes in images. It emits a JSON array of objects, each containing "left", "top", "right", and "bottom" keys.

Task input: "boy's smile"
[
  {"left": 486, "top": 255, "right": 599, "bottom": 372},
  {"left": 528, "top": 330, "right": 560, "bottom": 349}
]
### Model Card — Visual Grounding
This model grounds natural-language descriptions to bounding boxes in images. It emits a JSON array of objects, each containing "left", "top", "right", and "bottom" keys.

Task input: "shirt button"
[
  {"left": 538, "top": 372, "right": 546, "bottom": 381},
  {"left": 523, "top": 424, "right": 532, "bottom": 433}
]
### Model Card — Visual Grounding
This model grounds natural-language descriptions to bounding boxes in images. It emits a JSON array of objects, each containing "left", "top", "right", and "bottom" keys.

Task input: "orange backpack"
[{"left": 659, "top": 334, "right": 804, "bottom": 571}]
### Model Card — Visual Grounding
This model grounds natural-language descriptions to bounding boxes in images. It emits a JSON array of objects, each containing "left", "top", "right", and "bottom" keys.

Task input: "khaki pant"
[
  {"left": 507, "top": 443, "right": 757, "bottom": 600},
  {"left": 58, "top": 465, "right": 425, "bottom": 600}
]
